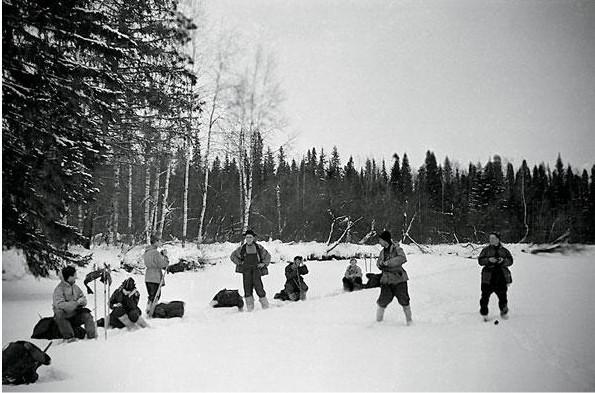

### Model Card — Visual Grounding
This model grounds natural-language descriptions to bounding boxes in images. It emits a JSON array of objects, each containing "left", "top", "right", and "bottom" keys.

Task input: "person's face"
[
  {"left": 294, "top": 258, "right": 302, "bottom": 264},
  {"left": 379, "top": 239, "right": 389, "bottom": 248},
  {"left": 67, "top": 273, "right": 77, "bottom": 285},
  {"left": 489, "top": 234, "right": 500, "bottom": 246},
  {"left": 350, "top": 260, "right": 357, "bottom": 267},
  {"left": 245, "top": 235, "right": 255, "bottom": 244}
]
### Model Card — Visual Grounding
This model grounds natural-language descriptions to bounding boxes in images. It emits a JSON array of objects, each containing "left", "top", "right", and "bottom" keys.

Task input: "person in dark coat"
[
  {"left": 230, "top": 229, "right": 272, "bottom": 311},
  {"left": 52, "top": 266, "right": 96, "bottom": 342},
  {"left": 343, "top": 258, "right": 363, "bottom": 291},
  {"left": 376, "top": 230, "right": 412, "bottom": 325},
  {"left": 478, "top": 232, "right": 513, "bottom": 320},
  {"left": 284, "top": 256, "right": 309, "bottom": 301},
  {"left": 109, "top": 278, "right": 149, "bottom": 330}
]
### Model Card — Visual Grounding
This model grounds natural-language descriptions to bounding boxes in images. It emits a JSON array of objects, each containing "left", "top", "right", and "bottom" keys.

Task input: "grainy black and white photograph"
[{"left": 2, "top": 0, "right": 595, "bottom": 391}]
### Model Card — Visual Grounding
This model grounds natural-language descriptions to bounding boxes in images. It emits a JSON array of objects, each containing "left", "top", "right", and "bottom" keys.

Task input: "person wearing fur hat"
[
  {"left": 108, "top": 278, "right": 149, "bottom": 330},
  {"left": 53, "top": 266, "right": 97, "bottom": 342},
  {"left": 230, "top": 229, "right": 272, "bottom": 311},
  {"left": 478, "top": 232, "right": 514, "bottom": 320},
  {"left": 376, "top": 230, "right": 412, "bottom": 325},
  {"left": 284, "top": 256, "right": 309, "bottom": 301}
]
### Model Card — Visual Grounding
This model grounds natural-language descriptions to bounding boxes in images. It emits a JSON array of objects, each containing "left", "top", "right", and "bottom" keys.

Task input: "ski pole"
[{"left": 103, "top": 274, "right": 107, "bottom": 341}]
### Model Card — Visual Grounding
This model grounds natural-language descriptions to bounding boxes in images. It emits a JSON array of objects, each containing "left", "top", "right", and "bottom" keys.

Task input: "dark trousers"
[
  {"left": 480, "top": 283, "right": 508, "bottom": 315},
  {"left": 146, "top": 282, "right": 160, "bottom": 303},
  {"left": 343, "top": 277, "right": 363, "bottom": 291},
  {"left": 110, "top": 306, "right": 142, "bottom": 328},
  {"left": 242, "top": 267, "right": 266, "bottom": 298},
  {"left": 54, "top": 308, "right": 96, "bottom": 339},
  {"left": 377, "top": 282, "right": 410, "bottom": 308}
]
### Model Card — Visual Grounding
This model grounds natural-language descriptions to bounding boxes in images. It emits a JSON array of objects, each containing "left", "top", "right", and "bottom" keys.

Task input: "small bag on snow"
[
  {"left": 211, "top": 289, "right": 244, "bottom": 309},
  {"left": 153, "top": 301, "right": 185, "bottom": 318}
]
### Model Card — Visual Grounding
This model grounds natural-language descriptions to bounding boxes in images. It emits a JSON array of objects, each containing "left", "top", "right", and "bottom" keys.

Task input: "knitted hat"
[
  {"left": 243, "top": 229, "right": 257, "bottom": 237},
  {"left": 379, "top": 230, "right": 392, "bottom": 244},
  {"left": 61, "top": 266, "right": 76, "bottom": 281},
  {"left": 122, "top": 277, "right": 136, "bottom": 291}
]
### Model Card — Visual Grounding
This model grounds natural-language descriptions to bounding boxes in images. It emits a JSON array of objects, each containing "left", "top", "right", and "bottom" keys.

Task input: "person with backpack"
[
  {"left": 343, "top": 258, "right": 363, "bottom": 291},
  {"left": 53, "top": 266, "right": 97, "bottom": 342},
  {"left": 108, "top": 278, "right": 149, "bottom": 330},
  {"left": 376, "top": 230, "right": 412, "bottom": 325},
  {"left": 478, "top": 232, "right": 514, "bottom": 321},
  {"left": 144, "top": 235, "right": 169, "bottom": 315},
  {"left": 230, "top": 229, "right": 272, "bottom": 311},
  {"left": 284, "top": 256, "right": 309, "bottom": 301}
]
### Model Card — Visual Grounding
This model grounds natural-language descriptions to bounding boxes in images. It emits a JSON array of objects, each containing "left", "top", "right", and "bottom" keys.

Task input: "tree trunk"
[
  {"left": 78, "top": 205, "right": 84, "bottom": 233},
  {"left": 151, "top": 163, "right": 161, "bottom": 234},
  {"left": 519, "top": 169, "right": 529, "bottom": 243},
  {"left": 110, "top": 162, "right": 120, "bottom": 245},
  {"left": 127, "top": 163, "right": 133, "bottom": 244},
  {"left": 182, "top": 141, "right": 190, "bottom": 247},
  {"left": 158, "top": 158, "right": 172, "bottom": 239},
  {"left": 144, "top": 163, "right": 151, "bottom": 244},
  {"left": 276, "top": 183, "right": 282, "bottom": 238}
]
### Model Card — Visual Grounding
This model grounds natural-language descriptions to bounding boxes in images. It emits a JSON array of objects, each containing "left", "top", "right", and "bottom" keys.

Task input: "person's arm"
[
  {"left": 376, "top": 252, "right": 384, "bottom": 269},
  {"left": 157, "top": 251, "right": 169, "bottom": 269},
  {"left": 500, "top": 248, "right": 513, "bottom": 267},
  {"left": 53, "top": 286, "right": 77, "bottom": 313},
  {"left": 478, "top": 247, "right": 490, "bottom": 266},
  {"left": 298, "top": 265, "right": 308, "bottom": 275},
  {"left": 109, "top": 289, "right": 121, "bottom": 309},
  {"left": 354, "top": 266, "right": 363, "bottom": 278},
  {"left": 384, "top": 247, "right": 407, "bottom": 268},
  {"left": 230, "top": 247, "right": 242, "bottom": 265},
  {"left": 260, "top": 246, "right": 272, "bottom": 266}
]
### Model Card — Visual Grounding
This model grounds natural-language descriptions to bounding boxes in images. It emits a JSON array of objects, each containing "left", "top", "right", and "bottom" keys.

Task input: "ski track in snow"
[{"left": 2, "top": 244, "right": 595, "bottom": 391}]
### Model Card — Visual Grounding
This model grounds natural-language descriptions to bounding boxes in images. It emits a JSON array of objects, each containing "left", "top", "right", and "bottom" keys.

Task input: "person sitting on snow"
[
  {"left": 343, "top": 258, "right": 363, "bottom": 291},
  {"left": 478, "top": 232, "right": 513, "bottom": 321},
  {"left": 284, "top": 256, "right": 309, "bottom": 301},
  {"left": 109, "top": 278, "right": 149, "bottom": 330},
  {"left": 53, "top": 266, "right": 97, "bottom": 342},
  {"left": 376, "top": 230, "right": 412, "bottom": 325}
]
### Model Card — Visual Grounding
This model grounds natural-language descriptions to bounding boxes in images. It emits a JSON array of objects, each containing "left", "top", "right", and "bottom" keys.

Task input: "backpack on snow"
[
  {"left": 211, "top": 289, "right": 244, "bottom": 309},
  {"left": 153, "top": 301, "right": 185, "bottom": 318},
  {"left": 364, "top": 273, "right": 382, "bottom": 289},
  {"left": 31, "top": 317, "right": 86, "bottom": 340},
  {"left": 236, "top": 243, "right": 268, "bottom": 276}
]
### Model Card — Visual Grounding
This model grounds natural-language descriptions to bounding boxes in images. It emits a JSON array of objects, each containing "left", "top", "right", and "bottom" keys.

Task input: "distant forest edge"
[{"left": 84, "top": 147, "right": 595, "bottom": 248}]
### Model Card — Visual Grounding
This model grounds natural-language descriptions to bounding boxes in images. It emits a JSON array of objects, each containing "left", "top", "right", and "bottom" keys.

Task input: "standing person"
[
  {"left": 478, "top": 232, "right": 513, "bottom": 321},
  {"left": 144, "top": 235, "right": 169, "bottom": 315},
  {"left": 53, "top": 266, "right": 97, "bottom": 342},
  {"left": 284, "top": 256, "right": 309, "bottom": 301},
  {"left": 342, "top": 258, "right": 363, "bottom": 291},
  {"left": 230, "top": 229, "right": 271, "bottom": 311},
  {"left": 108, "top": 278, "right": 149, "bottom": 330},
  {"left": 376, "top": 230, "right": 412, "bottom": 325}
]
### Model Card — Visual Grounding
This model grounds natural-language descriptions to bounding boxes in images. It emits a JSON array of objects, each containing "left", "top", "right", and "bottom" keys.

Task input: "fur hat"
[
  {"left": 122, "top": 277, "right": 136, "bottom": 291},
  {"left": 243, "top": 229, "right": 257, "bottom": 237},
  {"left": 61, "top": 266, "right": 76, "bottom": 282}
]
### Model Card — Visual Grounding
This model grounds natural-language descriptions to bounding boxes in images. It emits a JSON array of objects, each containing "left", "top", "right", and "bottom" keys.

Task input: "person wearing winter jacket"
[
  {"left": 230, "top": 229, "right": 272, "bottom": 311},
  {"left": 284, "top": 256, "right": 309, "bottom": 301},
  {"left": 144, "top": 235, "right": 169, "bottom": 314},
  {"left": 109, "top": 278, "right": 149, "bottom": 330},
  {"left": 343, "top": 258, "right": 363, "bottom": 291},
  {"left": 376, "top": 230, "right": 412, "bottom": 325},
  {"left": 53, "top": 266, "right": 97, "bottom": 341},
  {"left": 478, "top": 232, "right": 514, "bottom": 320}
]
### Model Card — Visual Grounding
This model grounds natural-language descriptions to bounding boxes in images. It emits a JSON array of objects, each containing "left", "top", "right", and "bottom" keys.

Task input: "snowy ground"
[{"left": 2, "top": 242, "right": 595, "bottom": 391}]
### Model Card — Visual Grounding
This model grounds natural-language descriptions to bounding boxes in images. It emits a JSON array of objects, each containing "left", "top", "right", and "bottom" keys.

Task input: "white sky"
[{"left": 204, "top": 0, "right": 595, "bottom": 171}]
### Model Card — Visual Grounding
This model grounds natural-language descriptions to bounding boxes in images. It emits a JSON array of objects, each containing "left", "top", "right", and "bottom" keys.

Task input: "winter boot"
[
  {"left": 146, "top": 301, "right": 152, "bottom": 317},
  {"left": 136, "top": 316, "right": 150, "bottom": 328},
  {"left": 376, "top": 306, "right": 386, "bottom": 322},
  {"left": 299, "top": 291, "right": 307, "bottom": 301},
  {"left": 245, "top": 296, "right": 255, "bottom": 312},
  {"left": 118, "top": 314, "right": 139, "bottom": 331},
  {"left": 403, "top": 305, "right": 413, "bottom": 325},
  {"left": 500, "top": 307, "right": 509, "bottom": 320},
  {"left": 259, "top": 296, "right": 270, "bottom": 309}
]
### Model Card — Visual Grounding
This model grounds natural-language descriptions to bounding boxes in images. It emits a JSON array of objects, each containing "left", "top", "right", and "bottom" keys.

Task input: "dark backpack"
[
  {"left": 153, "top": 301, "right": 185, "bottom": 318},
  {"left": 212, "top": 289, "right": 244, "bottom": 309},
  {"left": 364, "top": 273, "right": 382, "bottom": 289},
  {"left": 31, "top": 317, "right": 86, "bottom": 340},
  {"left": 237, "top": 243, "right": 268, "bottom": 276}
]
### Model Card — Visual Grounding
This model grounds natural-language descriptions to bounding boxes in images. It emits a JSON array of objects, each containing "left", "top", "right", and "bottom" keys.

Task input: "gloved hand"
[{"left": 257, "top": 263, "right": 266, "bottom": 268}]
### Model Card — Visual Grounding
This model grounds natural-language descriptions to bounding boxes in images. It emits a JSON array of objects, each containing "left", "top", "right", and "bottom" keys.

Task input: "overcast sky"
[{"left": 204, "top": 0, "right": 595, "bottom": 171}]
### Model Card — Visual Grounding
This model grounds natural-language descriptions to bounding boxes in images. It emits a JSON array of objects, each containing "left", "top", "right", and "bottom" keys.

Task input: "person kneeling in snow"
[
  {"left": 376, "top": 230, "right": 412, "bottom": 325},
  {"left": 109, "top": 278, "right": 149, "bottom": 330},
  {"left": 478, "top": 232, "right": 513, "bottom": 320},
  {"left": 342, "top": 258, "right": 363, "bottom": 291},
  {"left": 284, "top": 256, "right": 309, "bottom": 301},
  {"left": 53, "top": 266, "right": 97, "bottom": 342}
]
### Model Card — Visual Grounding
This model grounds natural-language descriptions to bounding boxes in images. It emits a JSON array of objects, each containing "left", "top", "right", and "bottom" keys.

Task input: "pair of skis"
[{"left": 92, "top": 263, "right": 111, "bottom": 340}]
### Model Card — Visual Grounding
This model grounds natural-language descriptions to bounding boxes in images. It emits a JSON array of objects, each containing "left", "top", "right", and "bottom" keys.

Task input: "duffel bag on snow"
[
  {"left": 31, "top": 317, "right": 86, "bottom": 340},
  {"left": 211, "top": 289, "right": 244, "bottom": 309},
  {"left": 153, "top": 301, "right": 185, "bottom": 318}
]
